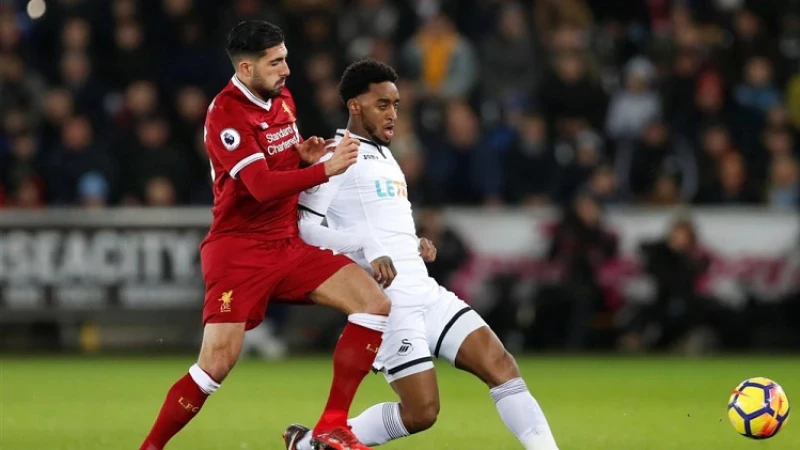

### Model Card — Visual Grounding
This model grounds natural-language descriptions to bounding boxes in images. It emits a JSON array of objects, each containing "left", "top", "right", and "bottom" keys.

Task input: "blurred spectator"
[
  {"left": 646, "top": 174, "right": 683, "bottom": 206},
  {"left": 0, "top": 53, "right": 45, "bottom": 122},
  {"left": 144, "top": 176, "right": 178, "bottom": 206},
  {"left": 620, "top": 218, "right": 743, "bottom": 353},
  {"left": 339, "top": 0, "right": 400, "bottom": 61},
  {"left": 1, "top": 133, "right": 44, "bottom": 206},
  {"left": 620, "top": 219, "right": 710, "bottom": 351},
  {"left": 119, "top": 115, "right": 189, "bottom": 204},
  {"left": 536, "top": 193, "right": 618, "bottom": 349},
  {"left": 789, "top": 73, "right": 800, "bottom": 129},
  {"left": 533, "top": 0, "right": 594, "bottom": 49},
  {"left": 584, "top": 164, "right": 620, "bottom": 206},
  {"left": 60, "top": 17, "right": 92, "bottom": 54},
  {"left": 59, "top": 51, "right": 107, "bottom": 125},
  {"left": 40, "top": 88, "right": 74, "bottom": 150},
  {"left": 77, "top": 171, "right": 110, "bottom": 208},
  {"left": 479, "top": 2, "right": 538, "bottom": 108},
  {"left": 735, "top": 56, "right": 782, "bottom": 115},
  {"left": 695, "top": 124, "right": 738, "bottom": 197},
  {"left": 416, "top": 207, "right": 469, "bottom": 287},
  {"left": 550, "top": 129, "right": 605, "bottom": 204},
  {"left": 767, "top": 155, "right": 800, "bottom": 210},
  {"left": 113, "top": 80, "right": 161, "bottom": 134},
  {"left": 539, "top": 51, "right": 607, "bottom": 137},
  {"left": 44, "top": 115, "right": 115, "bottom": 205},
  {"left": 697, "top": 152, "right": 761, "bottom": 204},
  {"left": 605, "top": 57, "right": 661, "bottom": 143},
  {"left": 108, "top": 19, "right": 155, "bottom": 89},
  {"left": 615, "top": 121, "right": 697, "bottom": 203},
  {"left": 504, "top": 113, "right": 556, "bottom": 206},
  {"left": 425, "top": 100, "right": 485, "bottom": 204},
  {"left": 402, "top": 12, "right": 478, "bottom": 100}
]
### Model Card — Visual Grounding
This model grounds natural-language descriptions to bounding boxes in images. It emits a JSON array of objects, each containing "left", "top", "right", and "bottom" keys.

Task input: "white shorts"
[{"left": 372, "top": 277, "right": 488, "bottom": 383}]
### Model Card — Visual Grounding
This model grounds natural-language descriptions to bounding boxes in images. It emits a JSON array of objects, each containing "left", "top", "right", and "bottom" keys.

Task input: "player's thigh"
[
  {"left": 276, "top": 241, "right": 389, "bottom": 315},
  {"left": 454, "top": 326, "right": 521, "bottom": 388},
  {"left": 425, "top": 285, "right": 488, "bottom": 365},
  {"left": 375, "top": 305, "right": 435, "bottom": 381},
  {"left": 197, "top": 322, "right": 246, "bottom": 382},
  {"left": 201, "top": 237, "right": 283, "bottom": 331}
]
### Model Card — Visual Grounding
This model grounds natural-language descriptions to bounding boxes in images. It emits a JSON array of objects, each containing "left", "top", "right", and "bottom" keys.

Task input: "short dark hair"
[
  {"left": 338, "top": 59, "right": 398, "bottom": 104},
  {"left": 226, "top": 20, "right": 284, "bottom": 62}
]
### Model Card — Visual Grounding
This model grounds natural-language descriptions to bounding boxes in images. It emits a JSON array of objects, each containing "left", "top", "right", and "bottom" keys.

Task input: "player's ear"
[
  {"left": 347, "top": 99, "right": 360, "bottom": 116},
  {"left": 237, "top": 58, "right": 253, "bottom": 78}
]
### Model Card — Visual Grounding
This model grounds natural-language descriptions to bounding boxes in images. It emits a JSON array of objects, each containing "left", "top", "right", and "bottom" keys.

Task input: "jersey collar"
[
  {"left": 335, "top": 128, "right": 387, "bottom": 158},
  {"left": 232, "top": 75, "right": 273, "bottom": 111}
]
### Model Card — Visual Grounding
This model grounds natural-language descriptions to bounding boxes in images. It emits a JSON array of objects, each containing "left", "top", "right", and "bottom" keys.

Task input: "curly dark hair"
[
  {"left": 226, "top": 20, "right": 284, "bottom": 62},
  {"left": 338, "top": 59, "right": 399, "bottom": 104}
]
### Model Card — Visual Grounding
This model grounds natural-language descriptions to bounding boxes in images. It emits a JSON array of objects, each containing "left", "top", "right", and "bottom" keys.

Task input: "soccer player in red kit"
[{"left": 139, "top": 21, "right": 394, "bottom": 450}]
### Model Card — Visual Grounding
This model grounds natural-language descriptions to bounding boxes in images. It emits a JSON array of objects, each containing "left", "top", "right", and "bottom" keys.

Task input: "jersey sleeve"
[
  {"left": 205, "top": 99, "right": 264, "bottom": 179},
  {"left": 298, "top": 152, "right": 344, "bottom": 217}
]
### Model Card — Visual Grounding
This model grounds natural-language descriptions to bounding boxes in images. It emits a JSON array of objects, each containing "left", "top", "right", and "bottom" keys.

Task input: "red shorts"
[{"left": 201, "top": 236, "right": 353, "bottom": 330}]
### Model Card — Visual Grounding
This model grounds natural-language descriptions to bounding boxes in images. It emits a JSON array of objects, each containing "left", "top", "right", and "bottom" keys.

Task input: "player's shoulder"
[
  {"left": 278, "top": 87, "right": 295, "bottom": 103},
  {"left": 208, "top": 84, "right": 247, "bottom": 116}
]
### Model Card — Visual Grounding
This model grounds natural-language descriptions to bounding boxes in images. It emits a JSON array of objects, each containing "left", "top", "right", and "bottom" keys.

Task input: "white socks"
[
  {"left": 490, "top": 378, "right": 559, "bottom": 450},
  {"left": 349, "top": 402, "right": 409, "bottom": 446},
  {"left": 296, "top": 403, "right": 408, "bottom": 450},
  {"left": 189, "top": 364, "right": 220, "bottom": 395},
  {"left": 297, "top": 377, "right": 558, "bottom": 450}
]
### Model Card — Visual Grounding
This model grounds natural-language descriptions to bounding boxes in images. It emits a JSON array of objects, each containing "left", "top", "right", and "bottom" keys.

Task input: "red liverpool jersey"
[{"left": 203, "top": 76, "right": 307, "bottom": 242}]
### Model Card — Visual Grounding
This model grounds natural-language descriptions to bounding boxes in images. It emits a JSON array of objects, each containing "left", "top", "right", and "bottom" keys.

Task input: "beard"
[
  {"left": 252, "top": 74, "right": 283, "bottom": 99},
  {"left": 363, "top": 118, "right": 390, "bottom": 146}
]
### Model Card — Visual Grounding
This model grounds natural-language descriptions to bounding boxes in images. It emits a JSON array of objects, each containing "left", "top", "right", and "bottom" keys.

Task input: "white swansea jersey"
[{"left": 298, "top": 129, "right": 429, "bottom": 280}]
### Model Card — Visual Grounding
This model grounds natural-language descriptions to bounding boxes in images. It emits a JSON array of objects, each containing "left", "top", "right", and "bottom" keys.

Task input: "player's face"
[
  {"left": 359, "top": 82, "right": 399, "bottom": 146},
  {"left": 251, "top": 43, "right": 290, "bottom": 99}
]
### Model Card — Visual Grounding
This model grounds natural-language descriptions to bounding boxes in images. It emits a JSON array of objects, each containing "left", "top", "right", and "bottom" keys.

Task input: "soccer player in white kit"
[{"left": 283, "top": 60, "right": 559, "bottom": 450}]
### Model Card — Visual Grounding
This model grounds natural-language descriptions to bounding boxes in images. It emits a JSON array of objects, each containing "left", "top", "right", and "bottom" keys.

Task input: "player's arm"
[
  {"left": 299, "top": 209, "right": 396, "bottom": 287},
  {"left": 207, "top": 104, "right": 358, "bottom": 202},
  {"left": 298, "top": 208, "right": 388, "bottom": 263},
  {"left": 298, "top": 160, "right": 396, "bottom": 286}
]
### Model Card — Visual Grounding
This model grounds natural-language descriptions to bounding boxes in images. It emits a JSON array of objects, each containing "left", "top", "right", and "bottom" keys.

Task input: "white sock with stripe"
[
  {"left": 295, "top": 403, "right": 408, "bottom": 450},
  {"left": 490, "top": 378, "right": 559, "bottom": 450}
]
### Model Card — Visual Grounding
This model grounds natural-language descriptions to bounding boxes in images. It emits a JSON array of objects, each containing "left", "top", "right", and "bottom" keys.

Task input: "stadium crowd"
[{"left": 1, "top": 0, "right": 799, "bottom": 210}]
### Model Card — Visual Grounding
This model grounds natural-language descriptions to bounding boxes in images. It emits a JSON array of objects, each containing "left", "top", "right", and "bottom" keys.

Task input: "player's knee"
[
  {"left": 352, "top": 284, "right": 390, "bottom": 316},
  {"left": 404, "top": 399, "right": 440, "bottom": 433},
  {"left": 364, "top": 293, "right": 390, "bottom": 316},
  {"left": 198, "top": 342, "right": 240, "bottom": 381},
  {"left": 200, "top": 353, "right": 238, "bottom": 382},
  {"left": 484, "top": 349, "right": 521, "bottom": 388}
]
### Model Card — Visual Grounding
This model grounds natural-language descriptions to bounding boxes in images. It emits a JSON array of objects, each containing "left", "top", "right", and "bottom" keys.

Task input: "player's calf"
[
  {"left": 140, "top": 323, "right": 245, "bottom": 450},
  {"left": 307, "top": 264, "right": 390, "bottom": 436},
  {"left": 455, "top": 327, "right": 559, "bottom": 450},
  {"left": 392, "top": 369, "right": 440, "bottom": 433}
]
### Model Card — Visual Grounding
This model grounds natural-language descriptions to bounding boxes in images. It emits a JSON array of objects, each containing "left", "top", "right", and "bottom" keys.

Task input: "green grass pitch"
[{"left": 1, "top": 355, "right": 798, "bottom": 449}]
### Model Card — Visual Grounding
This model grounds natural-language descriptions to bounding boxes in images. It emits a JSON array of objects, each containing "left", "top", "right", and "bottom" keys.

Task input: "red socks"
[
  {"left": 140, "top": 365, "right": 219, "bottom": 450},
  {"left": 314, "top": 321, "right": 383, "bottom": 433}
]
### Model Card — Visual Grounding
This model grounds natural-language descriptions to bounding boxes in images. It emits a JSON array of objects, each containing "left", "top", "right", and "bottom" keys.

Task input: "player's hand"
[
  {"left": 419, "top": 238, "right": 437, "bottom": 263},
  {"left": 370, "top": 256, "right": 397, "bottom": 288},
  {"left": 324, "top": 131, "right": 359, "bottom": 177},
  {"left": 294, "top": 137, "right": 334, "bottom": 165}
]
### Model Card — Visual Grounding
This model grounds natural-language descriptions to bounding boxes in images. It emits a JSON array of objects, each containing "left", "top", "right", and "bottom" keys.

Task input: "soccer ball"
[{"left": 728, "top": 377, "right": 790, "bottom": 439}]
